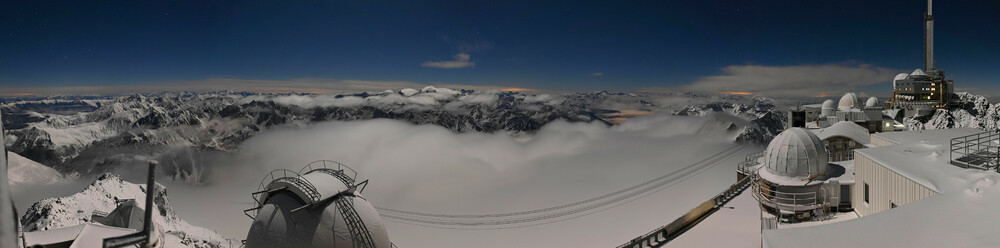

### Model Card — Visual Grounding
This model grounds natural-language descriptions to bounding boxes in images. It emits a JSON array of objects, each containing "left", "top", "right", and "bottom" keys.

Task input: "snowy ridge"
[
  {"left": 671, "top": 95, "right": 787, "bottom": 144},
  {"left": 905, "top": 93, "right": 1000, "bottom": 131},
  {"left": 3, "top": 90, "right": 786, "bottom": 180},
  {"left": 19, "top": 173, "right": 232, "bottom": 247}
]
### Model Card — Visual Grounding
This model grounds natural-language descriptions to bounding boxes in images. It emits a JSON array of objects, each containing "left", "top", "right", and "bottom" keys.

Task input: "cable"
[
  {"left": 376, "top": 144, "right": 743, "bottom": 219},
  {"left": 378, "top": 145, "right": 749, "bottom": 228},
  {"left": 380, "top": 145, "right": 747, "bottom": 228}
]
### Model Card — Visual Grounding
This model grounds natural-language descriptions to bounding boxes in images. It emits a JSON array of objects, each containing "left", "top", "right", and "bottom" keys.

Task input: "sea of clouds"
[{"left": 11, "top": 112, "right": 761, "bottom": 247}]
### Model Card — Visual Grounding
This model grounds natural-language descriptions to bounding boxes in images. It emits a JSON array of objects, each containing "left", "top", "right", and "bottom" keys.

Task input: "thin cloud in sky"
[
  {"left": 591, "top": 72, "right": 604, "bottom": 77},
  {"left": 422, "top": 53, "right": 475, "bottom": 69},
  {"left": 645, "top": 63, "right": 901, "bottom": 97},
  {"left": 0, "top": 78, "right": 533, "bottom": 96}
]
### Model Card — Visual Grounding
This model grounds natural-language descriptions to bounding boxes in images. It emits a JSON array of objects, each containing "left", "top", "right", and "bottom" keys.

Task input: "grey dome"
[
  {"left": 764, "top": 128, "right": 829, "bottom": 177},
  {"left": 246, "top": 163, "right": 392, "bottom": 248}
]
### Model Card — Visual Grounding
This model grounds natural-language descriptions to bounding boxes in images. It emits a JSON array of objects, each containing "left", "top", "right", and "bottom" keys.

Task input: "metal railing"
[
  {"left": 751, "top": 182, "right": 821, "bottom": 213},
  {"left": 737, "top": 151, "right": 764, "bottom": 175},
  {"left": 244, "top": 169, "right": 321, "bottom": 218},
  {"left": 950, "top": 131, "right": 1000, "bottom": 171},
  {"left": 299, "top": 160, "right": 358, "bottom": 183}
]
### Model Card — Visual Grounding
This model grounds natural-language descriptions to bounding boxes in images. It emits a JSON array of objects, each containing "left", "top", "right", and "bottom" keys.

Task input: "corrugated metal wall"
[
  {"left": 852, "top": 153, "right": 936, "bottom": 217},
  {"left": 869, "top": 135, "right": 897, "bottom": 147}
]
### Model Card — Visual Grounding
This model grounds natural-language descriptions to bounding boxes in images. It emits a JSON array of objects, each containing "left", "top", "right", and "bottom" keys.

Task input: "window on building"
[{"left": 864, "top": 183, "right": 870, "bottom": 204}]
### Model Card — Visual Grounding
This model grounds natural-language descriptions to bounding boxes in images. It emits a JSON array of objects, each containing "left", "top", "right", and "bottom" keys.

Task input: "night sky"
[{"left": 1, "top": 0, "right": 998, "bottom": 95}]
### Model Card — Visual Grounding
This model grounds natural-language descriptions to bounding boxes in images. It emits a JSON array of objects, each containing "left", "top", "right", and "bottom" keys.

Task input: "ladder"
[{"left": 334, "top": 196, "right": 378, "bottom": 248}]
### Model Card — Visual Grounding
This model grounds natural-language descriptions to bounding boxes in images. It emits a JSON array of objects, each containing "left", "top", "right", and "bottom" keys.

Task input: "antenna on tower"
[{"left": 924, "top": 0, "right": 935, "bottom": 71}]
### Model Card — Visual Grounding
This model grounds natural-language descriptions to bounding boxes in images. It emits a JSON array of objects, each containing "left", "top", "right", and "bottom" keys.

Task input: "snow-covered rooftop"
[
  {"left": 23, "top": 223, "right": 136, "bottom": 248},
  {"left": 763, "top": 173, "right": 1000, "bottom": 248},
  {"left": 871, "top": 128, "right": 982, "bottom": 146},
  {"left": 855, "top": 135, "right": 989, "bottom": 193},
  {"left": 812, "top": 121, "right": 871, "bottom": 145}
]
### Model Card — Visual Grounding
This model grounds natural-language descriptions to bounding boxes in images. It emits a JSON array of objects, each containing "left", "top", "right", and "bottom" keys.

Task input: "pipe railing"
[
  {"left": 950, "top": 130, "right": 1000, "bottom": 171},
  {"left": 737, "top": 152, "right": 764, "bottom": 175},
  {"left": 299, "top": 160, "right": 358, "bottom": 182},
  {"left": 752, "top": 184, "right": 820, "bottom": 213}
]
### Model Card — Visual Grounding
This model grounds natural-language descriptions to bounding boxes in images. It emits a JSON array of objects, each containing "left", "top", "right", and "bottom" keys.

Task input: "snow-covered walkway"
[{"left": 667, "top": 190, "right": 761, "bottom": 247}]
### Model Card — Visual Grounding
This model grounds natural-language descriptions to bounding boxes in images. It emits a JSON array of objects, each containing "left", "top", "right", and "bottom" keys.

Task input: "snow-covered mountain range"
[
  {"left": 19, "top": 173, "right": 232, "bottom": 247},
  {"left": 2, "top": 89, "right": 787, "bottom": 182}
]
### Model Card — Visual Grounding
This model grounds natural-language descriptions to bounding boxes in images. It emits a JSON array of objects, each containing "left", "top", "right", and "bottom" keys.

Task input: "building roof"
[
  {"left": 911, "top": 68, "right": 927, "bottom": 76},
  {"left": 856, "top": 128, "right": 983, "bottom": 193},
  {"left": 23, "top": 223, "right": 137, "bottom": 248},
  {"left": 871, "top": 128, "right": 981, "bottom": 145},
  {"left": 763, "top": 128, "right": 829, "bottom": 178},
  {"left": 855, "top": 141, "right": 977, "bottom": 193},
  {"left": 812, "top": 121, "right": 871, "bottom": 144}
]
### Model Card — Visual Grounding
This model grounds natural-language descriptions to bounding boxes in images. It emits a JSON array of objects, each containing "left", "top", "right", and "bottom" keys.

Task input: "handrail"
[
  {"left": 750, "top": 174, "right": 821, "bottom": 214},
  {"left": 738, "top": 151, "right": 764, "bottom": 175},
  {"left": 950, "top": 130, "right": 1000, "bottom": 171},
  {"left": 299, "top": 160, "right": 358, "bottom": 182}
]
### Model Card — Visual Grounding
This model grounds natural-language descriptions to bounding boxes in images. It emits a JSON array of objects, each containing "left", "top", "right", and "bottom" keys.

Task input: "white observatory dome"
[
  {"left": 820, "top": 99, "right": 835, "bottom": 117},
  {"left": 246, "top": 161, "right": 392, "bottom": 248},
  {"left": 763, "top": 128, "right": 829, "bottom": 178},
  {"left": 838, "top": 93, "right": 860, "bottom": 110},
  {"left": 865, "top": 97, "right": 879, "bottom": 107}
]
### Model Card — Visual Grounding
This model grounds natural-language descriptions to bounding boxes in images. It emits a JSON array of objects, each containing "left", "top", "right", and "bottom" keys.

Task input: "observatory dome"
[
  {"left": 865, "top": 97, "right": 879, "bottom": 107},
  {"left": 820, "top": 100, "right": 835, "bottom": 117},
  {"left": 246, "top": 162, "right": 392, "bottom": 248},
  {"left": 821, "top": 99, "right": 836, "bottom": 109},
  {"left": 838, "top": 93, "right": 860, "bottom": 110},
  {"left": 763, "top": 128, "right": 829, "bottom": 178}
]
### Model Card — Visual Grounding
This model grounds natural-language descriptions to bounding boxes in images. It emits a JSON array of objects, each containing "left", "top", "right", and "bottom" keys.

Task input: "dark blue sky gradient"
[{"left": 1, "top": 0, "right": 998, "bottom": 91}]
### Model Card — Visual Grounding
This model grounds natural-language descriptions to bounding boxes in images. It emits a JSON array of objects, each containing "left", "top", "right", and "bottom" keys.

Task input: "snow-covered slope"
[
  {"left": 6, "top": 151, "right": 65, "bottom": 185},
  {"left": 19, "top": 173, "right": 232, "bottom": 247}
]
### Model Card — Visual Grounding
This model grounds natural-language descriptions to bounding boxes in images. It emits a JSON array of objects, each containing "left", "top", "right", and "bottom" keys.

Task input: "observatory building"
[
  {"left": 245, "top": 160, "right": 393, "bottom": 248},
  {"left": 787, "top": 93, "right": 891, "bottom": 133},
  {"left": 889, "top": 0, "right": 955, "bottom": 115},
  {"left": 747, "top": 128, "right": 855, "bottom": 222}
]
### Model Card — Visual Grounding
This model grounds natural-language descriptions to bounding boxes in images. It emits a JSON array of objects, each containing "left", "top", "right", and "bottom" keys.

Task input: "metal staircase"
[{"left": 334, "top": 196, "right": 378, "bottom": 248}]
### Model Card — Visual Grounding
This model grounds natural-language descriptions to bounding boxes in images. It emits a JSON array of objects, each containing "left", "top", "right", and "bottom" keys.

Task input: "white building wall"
[
  {"left": 852, "top": 152, "right": 936, "bottom": 217},
  {"left": 869, "top": 135, "right": 897, "bottom": 147}
]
